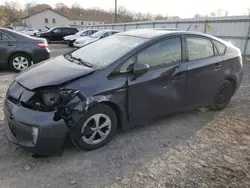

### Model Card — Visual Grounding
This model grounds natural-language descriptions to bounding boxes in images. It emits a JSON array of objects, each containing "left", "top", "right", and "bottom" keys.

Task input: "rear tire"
[
  {"left": 212, "top": 80, "right": 233, "bottom": 111},
  {"left": 9, "top": 53, "right": 32, "bottom": 72},
  {"left": 72, "top": 104, "right": 117, "bottom": 151},
  {"left": 45, "top": 37, "right": 50, "bottom": 43}
]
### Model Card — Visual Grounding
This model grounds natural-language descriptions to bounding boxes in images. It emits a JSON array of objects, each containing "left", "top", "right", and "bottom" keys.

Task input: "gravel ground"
[{"left": 0, "top": 45, "right": 249, "bottom": 188}]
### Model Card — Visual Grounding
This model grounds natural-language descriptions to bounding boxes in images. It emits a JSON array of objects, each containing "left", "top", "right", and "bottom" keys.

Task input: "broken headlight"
[
  {"left": 26, "top": 88, "right": 87, "bottom": 113},
  {"left": 40, "top": 90, "right": 62, "bottom": 107}
]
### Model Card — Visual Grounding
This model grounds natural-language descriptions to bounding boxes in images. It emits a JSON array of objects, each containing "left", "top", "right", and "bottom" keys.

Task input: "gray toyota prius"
[{"left": 4, "top": 29, "right": 243, "bottom": 155}]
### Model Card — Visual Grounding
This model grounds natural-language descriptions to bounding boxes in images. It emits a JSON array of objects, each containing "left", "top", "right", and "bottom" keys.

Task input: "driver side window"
[
  {"left": 137, "top": 37, "right": 182, "bottom": 68},
  {"left": 53, "top": 28, "right": 61, "bottom": 33}
]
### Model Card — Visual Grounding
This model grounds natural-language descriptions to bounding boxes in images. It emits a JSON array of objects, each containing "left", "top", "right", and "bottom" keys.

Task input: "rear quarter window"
[{"left": 213, "top": 40, "right": 226, "bottom": 55}]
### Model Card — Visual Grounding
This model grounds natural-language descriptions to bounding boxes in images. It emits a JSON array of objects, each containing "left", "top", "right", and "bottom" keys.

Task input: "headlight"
[{"left": 40, "top": 90, "right": 62, "bottom": 107}]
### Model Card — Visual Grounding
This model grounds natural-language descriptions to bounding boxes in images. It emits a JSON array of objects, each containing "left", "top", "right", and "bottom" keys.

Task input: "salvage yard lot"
[{"left": 0, "top": 44, "right": 250, "bottom": 188}]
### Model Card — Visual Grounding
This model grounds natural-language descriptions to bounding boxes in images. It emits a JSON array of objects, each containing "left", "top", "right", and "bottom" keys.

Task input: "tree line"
[
  {"left": 0, "top": 1, "right": 249, "bottom": 27},
  {"left": 0, "top": 1, "right": 180, "bottom": 26}
]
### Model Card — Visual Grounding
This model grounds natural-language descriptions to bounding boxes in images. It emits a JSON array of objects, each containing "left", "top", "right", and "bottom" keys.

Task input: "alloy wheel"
[
  {"left": 81, "top": 113, "right": 112, "bottom": 145},
  {"left": 12, "top": 56, "right": 29, "bottom": 71}
]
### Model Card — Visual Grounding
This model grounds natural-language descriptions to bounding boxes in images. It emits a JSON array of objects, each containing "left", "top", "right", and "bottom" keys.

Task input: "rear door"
[
  {"left": 0, "top": 31, "right": 17, "bottom": 65},
  {"left": 127, "top": 36, "right": 187, "bottom": 125},
  {"left": 184, "top": 35, "right": 224, "bottom": 107}
]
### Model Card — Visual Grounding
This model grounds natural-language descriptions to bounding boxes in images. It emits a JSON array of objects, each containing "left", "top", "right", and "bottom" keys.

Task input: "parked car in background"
[
  {"left": 4, "top": 29, "right": 243, "bottom": 155},
  {"left": 36, "top": 27, "right": 78, "bottom": 43},
  {"left": 20, "top": 28, "right": 39, "bottom": 36},
  {"left": 64, "top": 29, "right": 98, "bottom": 47},
  {"left": 3, "top": 26, "right": 15, "bottom": 30},
  {"left": 73, "top": 30, "right": 119, "bottom": 48},
  {"left": 0, "top": 27, "right": 50, "bottom": 72}
]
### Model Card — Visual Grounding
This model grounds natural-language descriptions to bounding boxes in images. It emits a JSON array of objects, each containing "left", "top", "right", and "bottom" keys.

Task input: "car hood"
[{"left": 15, "top": 56, "right": 95, "bottom": 90}]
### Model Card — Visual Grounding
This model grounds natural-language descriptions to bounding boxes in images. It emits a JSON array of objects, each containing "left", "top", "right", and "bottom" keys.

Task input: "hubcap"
[
  {"left": 81, "top": 114, "right": 111, "bottom": 145},
  {"left": 13, "top": 56, "right": 29, "bottom": 70},
  {"left": 215, "top": 86, "right": 231, "bottom": 104}
]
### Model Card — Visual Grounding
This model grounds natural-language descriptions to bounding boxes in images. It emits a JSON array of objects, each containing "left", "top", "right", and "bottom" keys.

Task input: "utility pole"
[{"left": 114, "top": 0, "right": 117, "bottom": 23}]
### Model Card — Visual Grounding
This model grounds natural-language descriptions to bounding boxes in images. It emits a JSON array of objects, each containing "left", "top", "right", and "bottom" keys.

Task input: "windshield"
[
  {"left": 75, "top": 31, "right": 83, "bottom": 36},
  {"left": 91, "top": 31, "right": 106, "bottom": 38},
  {"left": 46, "top": 28, "right": 55, "bottom": 32},
  {"left": 71, "top": 35, "right": 148, "bottom": 68}
]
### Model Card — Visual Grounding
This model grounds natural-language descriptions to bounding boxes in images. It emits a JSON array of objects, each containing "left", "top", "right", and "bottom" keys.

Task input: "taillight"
[{"left": 38, "top": 43, "right": 48, "bottom": 48}]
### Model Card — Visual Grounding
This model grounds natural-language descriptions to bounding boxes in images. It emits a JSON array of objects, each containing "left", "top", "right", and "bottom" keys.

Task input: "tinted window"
[
  {"left": 0, "top": 32, "right": 13, "bottom": 41},
  {"left": 187, "top": 36, "right": 214, "bottom": 60},
  {"left": 71, "top": 35, "right": 147, "bottom": 68},
  {"left": 137, "top": 37, "right": 182, "bottom": 68},
  {"left": 53, "top": 28, "right": 61, "bottom": 33},
  {"left": 213, "top": 40, "right": 226, "bottom": 55},
  {"left": 62, "top": 28, "right": 71, "bottom": 32},
  {"left": 71, "top": 28, "right": 77, "bottom": 33}
]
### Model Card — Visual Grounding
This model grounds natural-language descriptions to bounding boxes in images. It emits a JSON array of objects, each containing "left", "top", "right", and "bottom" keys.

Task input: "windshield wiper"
[{"left": 69, "top": 53, "right": 93, "bottom": 68}]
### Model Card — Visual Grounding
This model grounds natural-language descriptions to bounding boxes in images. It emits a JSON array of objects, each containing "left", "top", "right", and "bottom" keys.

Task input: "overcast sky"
[{"left": 1, "top": 0, "right": 249, "bottom": 18}]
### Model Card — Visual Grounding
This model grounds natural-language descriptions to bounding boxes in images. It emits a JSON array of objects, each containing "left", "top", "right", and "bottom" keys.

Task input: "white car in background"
[
  {"left": 20, "top": 28, "right": 39, "bottom": 36},
  {"left": 63, "top": 29, "right": 98, "bottom": 47},
  {"left": 73, "top": 30, "right": 120, "bottom": 48}
]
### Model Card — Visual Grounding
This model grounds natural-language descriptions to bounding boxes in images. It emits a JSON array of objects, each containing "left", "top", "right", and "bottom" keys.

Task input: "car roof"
[{"left": 117, "top": 29, "right": 221, "bottom": 41}]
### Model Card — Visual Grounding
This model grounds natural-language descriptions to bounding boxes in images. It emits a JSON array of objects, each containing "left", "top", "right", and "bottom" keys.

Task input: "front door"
[
  {"left": 0, "top": 32, "right": 17, "bottom": 65},
  {"left": 51, "top": 28, "right": 62, "bottom": 41},
  {"left": 184, "top": 35, "right": 224, "bottom": 107},
  {"left": 127, "top": 36, "right": 187, "bottom": 125}
]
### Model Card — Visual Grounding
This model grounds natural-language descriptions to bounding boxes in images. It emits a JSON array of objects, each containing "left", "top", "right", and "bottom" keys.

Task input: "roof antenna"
[{"left": 186, "top": 25, "right": 191, "bottom": 31}]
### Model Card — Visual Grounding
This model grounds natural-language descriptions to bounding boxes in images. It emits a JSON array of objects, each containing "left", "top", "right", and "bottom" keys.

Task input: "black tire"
[
  {"left": 72, "top": 104, "right": 117, "bottom": 151},
  {"left": 68, "top": 40, "right": 75, "bottom": 47},
  {"left": 212, "top": 80, "right": 233, "bottom": 111},
  {"left": 9, "top": 53, "right": 32, "bottom": 72}
]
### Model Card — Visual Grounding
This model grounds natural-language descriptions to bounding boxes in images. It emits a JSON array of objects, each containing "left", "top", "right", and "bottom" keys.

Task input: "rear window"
[{"left": 213, "top": 40, "right": 226, "bottom": 55}]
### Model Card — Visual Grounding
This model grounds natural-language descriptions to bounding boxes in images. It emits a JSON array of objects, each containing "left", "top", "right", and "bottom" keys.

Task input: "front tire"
[
  {"left": 9, "top": 53, "right": 31, "bottom": 72},
  {"left": 72, "top": 104, "right": 117, "bottom": 150},
  {"left": 212, "top": 80, "right": 233, "bottom": 111}
]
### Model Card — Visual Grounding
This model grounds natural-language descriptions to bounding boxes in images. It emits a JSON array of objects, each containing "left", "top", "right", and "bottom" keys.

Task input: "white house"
[{"left": 21, "top": 9, "right": 105, "bottom": 30}]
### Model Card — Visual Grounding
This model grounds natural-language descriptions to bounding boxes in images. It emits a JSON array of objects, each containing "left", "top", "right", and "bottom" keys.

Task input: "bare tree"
[
  {"left": 71, "top": 2, "right": 84, "bottom": 16},
  {"left": 0, "top": 5, "right": 6, "bottom": 26},
  {"left": 55, "top": 3, "right": 69, "bottom": 13},
  {"left": 209, "top": 9, "right": 228, "bottom": 17},
  {"left": 25, "top": 3, "right": 52, "bottom": 16},
  {"left": 4, "top": 1, "right": 24, "bottom": 24}
]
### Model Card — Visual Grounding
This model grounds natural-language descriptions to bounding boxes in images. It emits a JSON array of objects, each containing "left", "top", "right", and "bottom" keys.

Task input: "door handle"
[
  {"left": 214, "top": 63, "right": 221, "bottom": 71},
  {"left": 172, "top": 73, "right": 186, "bottom": 81},
  {"left": 7, "top": 42, "right": 14, "bottom": 46}
]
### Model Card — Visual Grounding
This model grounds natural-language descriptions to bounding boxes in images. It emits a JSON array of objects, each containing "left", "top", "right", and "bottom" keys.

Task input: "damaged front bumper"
[
  {"left": 3, "top": 82, "right": 90, "bottom": 155},
  {"left": 4, "top": 99, "right": 69, "bottom": 155}
]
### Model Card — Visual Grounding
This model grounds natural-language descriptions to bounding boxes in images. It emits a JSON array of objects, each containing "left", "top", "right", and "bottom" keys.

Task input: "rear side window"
[
  {"left": 213, "top": 40, "right": 226, "bottom": 55},
  {"left": 0, "top": 32, "right": 14, "bottom": 41},
  {"left": 187, "top": 36, "right": 214, "bottom": 61},
  {"left": 71, "top": 28, "right": 78, "bottom": 33},
  {"left": 62, "top": 28, "right": 70, "bottom": 32}
]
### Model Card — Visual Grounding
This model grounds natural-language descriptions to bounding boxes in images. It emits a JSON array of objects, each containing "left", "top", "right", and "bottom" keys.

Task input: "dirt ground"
[{"left": 0, "top": 45, "right": 249, "bottom": 188}]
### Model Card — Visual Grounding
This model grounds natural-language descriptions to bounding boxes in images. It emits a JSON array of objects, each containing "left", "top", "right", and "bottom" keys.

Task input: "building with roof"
[{"left": 21, "top": 9, "right": 105, "bottom": 30}]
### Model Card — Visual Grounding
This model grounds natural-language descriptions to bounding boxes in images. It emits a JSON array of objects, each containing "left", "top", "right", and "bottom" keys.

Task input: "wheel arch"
[
  {"left": 7, "top": 51, "right": 33, "bottom": 65},
  {"left": 225, "top": 76, "right": 237, "bottom": 94},
  {"left": 99, "top": 101, "right": 123, "bottom": 130}
]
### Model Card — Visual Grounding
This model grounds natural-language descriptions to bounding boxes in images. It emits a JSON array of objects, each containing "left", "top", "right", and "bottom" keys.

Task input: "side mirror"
[{"left": 133, "top": 63, "right": 149, "bottom": 76}]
